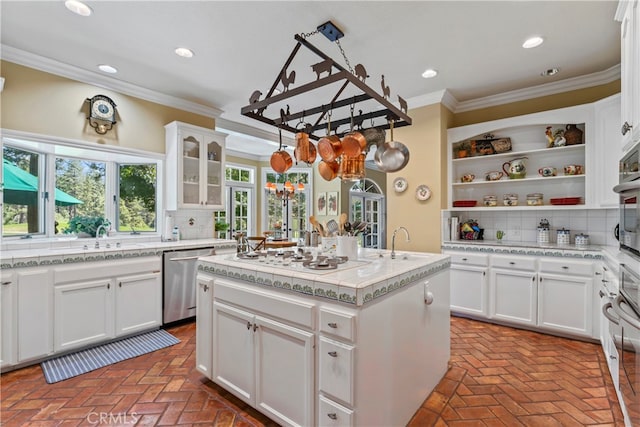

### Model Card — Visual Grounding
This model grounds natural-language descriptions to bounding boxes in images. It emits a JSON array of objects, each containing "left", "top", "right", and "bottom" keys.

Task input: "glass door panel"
[{"left": 182, "top": 135, "right": 201, "bottom": 205}]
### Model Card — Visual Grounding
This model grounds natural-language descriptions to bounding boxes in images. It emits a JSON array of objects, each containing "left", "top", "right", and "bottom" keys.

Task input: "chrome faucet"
[
  {"left": 391, "top": 226, "right": 410, "bottom": 259},
  {"left": 95, "top": 224, "right": 109, "bottom": 249}
]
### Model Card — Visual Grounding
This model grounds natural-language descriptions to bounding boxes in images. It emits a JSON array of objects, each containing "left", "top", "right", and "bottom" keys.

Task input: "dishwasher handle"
[{"left": 169, "top": 255, "right": 202, "bottom": 261}]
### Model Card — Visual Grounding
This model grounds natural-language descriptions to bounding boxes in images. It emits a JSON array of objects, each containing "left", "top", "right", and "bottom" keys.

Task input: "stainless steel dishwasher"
[{"left": 163, "top": 246, "right": 216, "bottom": 324}]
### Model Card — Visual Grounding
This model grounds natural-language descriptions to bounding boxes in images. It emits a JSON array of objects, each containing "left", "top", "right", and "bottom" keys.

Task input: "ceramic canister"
[
  {"left": 557, "top": 228, "right": 571, "bottom": 245},
  {"left": 537, "top": 228, "right": 550, "bottom": 244}
]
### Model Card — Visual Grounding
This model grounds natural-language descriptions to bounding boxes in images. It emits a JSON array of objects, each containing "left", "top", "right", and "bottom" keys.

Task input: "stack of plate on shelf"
[
  {"left": 452, "top": 200, "right": 477, "bottom": 207},
  {"left": 549, "top": 197, "right": 582, "bottom": 205}
]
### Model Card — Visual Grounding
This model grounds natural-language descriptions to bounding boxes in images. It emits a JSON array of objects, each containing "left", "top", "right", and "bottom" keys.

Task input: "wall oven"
[
  {"left": 614, "top": 263, "right": 640, "bottom": 426},
  {"left": 615, "top": 142, "right": 640, "bottom": 257}
]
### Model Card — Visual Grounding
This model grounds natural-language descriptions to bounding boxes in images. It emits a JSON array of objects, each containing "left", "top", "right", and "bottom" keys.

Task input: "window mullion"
[{"left": 105, "top": 162, "right": 117, "bottom": 229}]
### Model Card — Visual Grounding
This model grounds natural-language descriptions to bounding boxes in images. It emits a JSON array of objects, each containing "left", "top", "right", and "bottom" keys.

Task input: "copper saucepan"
[
  {"left": 294, "top": 131, "right": 317, "bottom": 165},
  {"left": 318, "top": 160, "right": 340, "bottom": 181},
  {"left": 341, "top": 130, "right": 367, "bottom": 157},
  {"left": 270, "top": 150, "right": 292, "bottom": 173},
  {"left": 317, "top": 134, "right": 342, "bottom": 162}
]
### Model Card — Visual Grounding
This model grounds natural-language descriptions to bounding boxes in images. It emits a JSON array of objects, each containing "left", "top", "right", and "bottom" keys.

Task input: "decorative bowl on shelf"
[{"left": 452, "top": 200, "right": 477, "bottom": 207}]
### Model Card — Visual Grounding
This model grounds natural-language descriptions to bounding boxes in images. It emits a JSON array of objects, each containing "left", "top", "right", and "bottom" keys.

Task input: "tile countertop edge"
[
  {"left": 197, "top": 250, "right": 451, "bottom": 307},
  {"left": 0, "top": 238, "right": 237, "bottom": 269}
]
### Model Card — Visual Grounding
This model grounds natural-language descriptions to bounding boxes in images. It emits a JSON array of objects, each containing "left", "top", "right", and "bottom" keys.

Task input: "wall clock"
[{"left": 86, "top": 94, "right": 117, "bottom": 134}]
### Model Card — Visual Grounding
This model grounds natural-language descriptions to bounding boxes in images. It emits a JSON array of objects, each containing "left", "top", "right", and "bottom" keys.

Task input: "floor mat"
[{"left": 41, "top": 329, "right": 180, "bottom": 383}]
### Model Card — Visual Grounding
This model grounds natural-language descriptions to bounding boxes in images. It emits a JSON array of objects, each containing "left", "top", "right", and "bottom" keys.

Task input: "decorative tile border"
[
  {"left": 197, "top": 258, "right": 451, "bottom": 307},
  {"left": 441, "top": 243, "right": 603, "bottom": 260},
  {"left": 0, "top": 243, "right": 233, "bottom": 269}
]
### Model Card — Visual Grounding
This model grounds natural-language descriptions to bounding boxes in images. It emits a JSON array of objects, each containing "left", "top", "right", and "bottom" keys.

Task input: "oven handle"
[
  {"left": 612, "top": 295, "right": 640, "bottom": 330},
  {"left": 613, "top": 181, "right": 640, "bottom": 194},
  {"left": 602, "top": 302, "right": 620, "bottom": 325}
]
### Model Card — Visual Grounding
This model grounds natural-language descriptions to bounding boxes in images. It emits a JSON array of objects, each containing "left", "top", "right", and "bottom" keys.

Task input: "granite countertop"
[
  {"left": 0, "top": 237, "right": 237, "bottom": 268},
  {"left": 197, "top": 248, "right": 451, "bottom": 306}
]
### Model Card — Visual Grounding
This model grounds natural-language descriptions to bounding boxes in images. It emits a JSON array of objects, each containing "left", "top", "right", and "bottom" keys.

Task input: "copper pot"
[
  {"left": 317, "top": 134, "right": 342, "bottom": 162},
  {"left": 341, "top": 130, "right": 367, "bottom": 157},
  {"left": 318, "top": 160, "right": 340, "bottom": 181},
  {"left": 270, "top": 150, "right": 293, "bottom": 173},
  {"left": 339, "top": 153, "right": 365, "bottom": 181}
]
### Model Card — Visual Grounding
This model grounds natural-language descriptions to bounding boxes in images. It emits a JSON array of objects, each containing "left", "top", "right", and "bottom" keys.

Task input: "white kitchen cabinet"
[
  {"left": 54, "top": 279, "right": 114, "bottom": 352},
  {"left": 115, "top": 272, "right": 161, "bottom": 336},
  {"left": 490, "top": 268, "right": 537, "bottom": 327},
  {"left": 447, "top": 104, "right": 593, "bottom": 210},
  {"left": 538, "top": 259, "right": 594, "bottom": 338},
  {"left": 445, "top": 251, "right": 489, "bottom": 318},
  {"left": 165, "top": 121, "right": 227, "bottom": 210},
  {"left": 17, "top": 268, "right": 53, "bottom": 362},
  {"left": 195, "top": 275, "right": 214, "bottom": 377},
  {"left": 53, "top": 257, "right": 162, "bottom": 354},
  {"left": 212, "top": 299, "right": 314, "bottom": 427},
  {"left": 1, "top": 271, "right": 16, "bottom": 368},
  {"left": 618, "top": 0, "right": 640, "bottom": 150}
]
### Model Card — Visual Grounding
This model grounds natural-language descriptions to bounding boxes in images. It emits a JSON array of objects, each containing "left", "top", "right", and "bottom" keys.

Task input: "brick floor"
[{"left": 0, "top": 316, "right": 625, "bottom": 426}]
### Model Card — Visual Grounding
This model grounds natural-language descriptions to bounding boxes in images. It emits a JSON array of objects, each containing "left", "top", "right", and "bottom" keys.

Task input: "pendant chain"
[{"left": 335, "top": 39, "right": 354, "bottom": 74}]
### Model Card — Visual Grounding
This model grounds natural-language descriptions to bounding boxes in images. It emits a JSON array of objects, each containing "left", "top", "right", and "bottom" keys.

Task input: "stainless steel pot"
[{"left": 373, "top": 121, "right": 410, "bottom": 173}]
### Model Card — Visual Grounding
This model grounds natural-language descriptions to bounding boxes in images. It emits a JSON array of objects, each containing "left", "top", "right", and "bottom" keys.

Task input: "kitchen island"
[{"left": 196, "top": 248, "right": 451, "bottom": 427}]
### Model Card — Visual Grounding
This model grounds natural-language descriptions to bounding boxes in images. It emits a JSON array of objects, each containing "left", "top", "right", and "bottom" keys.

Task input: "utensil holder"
[{"left": 336, "top": 236, "right": 358, "bottom": 260}]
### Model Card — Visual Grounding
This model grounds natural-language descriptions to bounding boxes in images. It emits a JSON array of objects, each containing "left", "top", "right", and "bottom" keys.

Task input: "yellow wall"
[{"left": 0, "top": 61, "right": 214, "bottom": 152}]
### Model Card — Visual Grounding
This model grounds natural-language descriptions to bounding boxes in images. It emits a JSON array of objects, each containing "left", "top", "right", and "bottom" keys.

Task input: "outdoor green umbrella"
[{"left": 2, "top": 159, "right": 83, "bottom": 206}]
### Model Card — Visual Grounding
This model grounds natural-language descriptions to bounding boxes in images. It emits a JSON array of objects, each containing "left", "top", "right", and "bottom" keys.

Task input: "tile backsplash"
[
  {"left": 443, "top": 208, "right": 619, "bottom": 247},
  {"left": 167, "top": 209, "right": 217, "bottom": 241}
]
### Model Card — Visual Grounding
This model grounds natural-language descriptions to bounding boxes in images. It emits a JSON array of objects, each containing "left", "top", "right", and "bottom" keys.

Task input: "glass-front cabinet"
[{"left": 165, "top": 121, "right": 226, "bottom": 210}]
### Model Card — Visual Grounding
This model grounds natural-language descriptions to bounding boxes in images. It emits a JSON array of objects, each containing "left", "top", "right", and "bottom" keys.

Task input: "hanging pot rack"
[{"left": 240, "top": 22, "right": 412, "bottom": 142}]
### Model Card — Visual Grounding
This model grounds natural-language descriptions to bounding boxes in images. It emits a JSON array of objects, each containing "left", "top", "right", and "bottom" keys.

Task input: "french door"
[{"left": 349, "top": 179, "right": 385, "bottom": 249}]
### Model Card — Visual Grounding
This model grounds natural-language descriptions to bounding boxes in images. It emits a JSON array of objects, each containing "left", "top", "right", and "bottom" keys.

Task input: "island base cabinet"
[
  {"left": 538, "top": 274, "right": 593, "bottom": 338},
  {"left": 195, "top": 276, "right": 214, "bottom": 377},
  {"left": 212, "top": 297, "right": 314, "bottom": 427},
  {"left": 115, "top": 272, "right": 161, "bottom": 336},
  {"left": 489, "top": 269, "right": 537, "bottom": 326},
  {"left": 54, "top": 280, "right": 114, "bottom": 352}
]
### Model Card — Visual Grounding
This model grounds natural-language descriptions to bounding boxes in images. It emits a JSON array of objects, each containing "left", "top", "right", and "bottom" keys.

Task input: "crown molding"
[
  {"left": 407, "top": 89, "right": 458, "bottom": 112},
  {"left": 454, "top": 64, "right": 621, "bottom": 113},
  {"left": 1, "top": 45, "right": 223, "bottom": 118}
]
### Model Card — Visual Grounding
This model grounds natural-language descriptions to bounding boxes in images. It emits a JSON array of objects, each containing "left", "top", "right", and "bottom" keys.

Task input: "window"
[{"left": 2, "top": 134, "right": 162, "bottom": 239}]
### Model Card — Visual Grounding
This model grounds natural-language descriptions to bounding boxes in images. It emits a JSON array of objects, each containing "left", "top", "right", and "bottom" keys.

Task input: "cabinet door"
[
  {"left": 1, "top": 272, "right": 16, "bottom": 368},
  {"left": 18, "top": 268, "right": 53, "bottom": 361},
  {"left": 489, "top": 268, "right": 537, "bottom": 326},
  {"left": 181, "top": 133, "right": 205, "bottom": 208},
  {"left": 621, "top": 0, "right": 640, "bottom": 149},
  {"left": 450, "top": 265, "right": 488, "bottom": 317},
  {"left": 212, "top": 301, "right": 255, "bottom": 405},
  {"left": 255, "top": 315, "right": 314, "bottom": 427},
  {"left": 203, "top": 135, "right": 224, "bottom": 207},
  {"left": 538, "top": 273, "right": 593, "bottom": 337},
  {"left": 54, "top": 279, "right": 114, "bottom": 352},
  {"left": 593, "top": 94, "right": 622, "bottom": 207},
  {"left": 115, "top": 272, "right": 161, "bottom": 336},
  {"left": 195, "top": 275, "right": 214, "bottom": 378}
]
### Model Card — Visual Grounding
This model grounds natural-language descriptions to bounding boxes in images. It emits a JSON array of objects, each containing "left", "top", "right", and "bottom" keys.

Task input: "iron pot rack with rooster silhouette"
[{"left": 240, "top": 21, "right": 412, "bottom": 145}]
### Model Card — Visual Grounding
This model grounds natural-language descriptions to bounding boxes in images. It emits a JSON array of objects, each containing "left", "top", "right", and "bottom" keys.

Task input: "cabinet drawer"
[
  {"left": 492, "top": 255, "right": 536, "bottom": 271},
  {"left": 447, "top": 252, "right": 488, "bottom": 266},
  {"left": 318, "top": 395, "right": 353, "bottom": 426},
  {"left": 319, "top": 309, "right": 356, "bottom": 342},
  {"left": 319, "top": 337, "right": 354, "bottom": 406},
  {"left": 539, "top": 259, "right": 593, "bottom": 276},
  {"left": 214, "top": 278, "right": 315, "bottom": 329}
]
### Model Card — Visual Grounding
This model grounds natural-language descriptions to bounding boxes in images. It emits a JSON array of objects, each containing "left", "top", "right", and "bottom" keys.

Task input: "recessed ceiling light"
[
  {"left": 522, "top": 36, "right": 544, "bottom": 49},
  {"left": 421, "top": 68, "right": 438, "bottom": 79},
  {"left": 98, "top": 64, "right": 118, "bottom": 74},
  {"left": 64, "top": 0, "right": 92, "bottom": 16},
  {"left": 174, "top": 47, "right": 194, "bottom": 58},
  {"left": 541, "top": 68, "right": 559, "bottom": 77}
]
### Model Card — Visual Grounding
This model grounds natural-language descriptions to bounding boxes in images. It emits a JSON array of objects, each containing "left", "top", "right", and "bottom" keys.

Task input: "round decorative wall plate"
[
  {"left": 416, "top": 184, "right": 432, "bottom": 201},
  {"left": 393, "top": 177, "right": 408, "bottom": 193}
]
